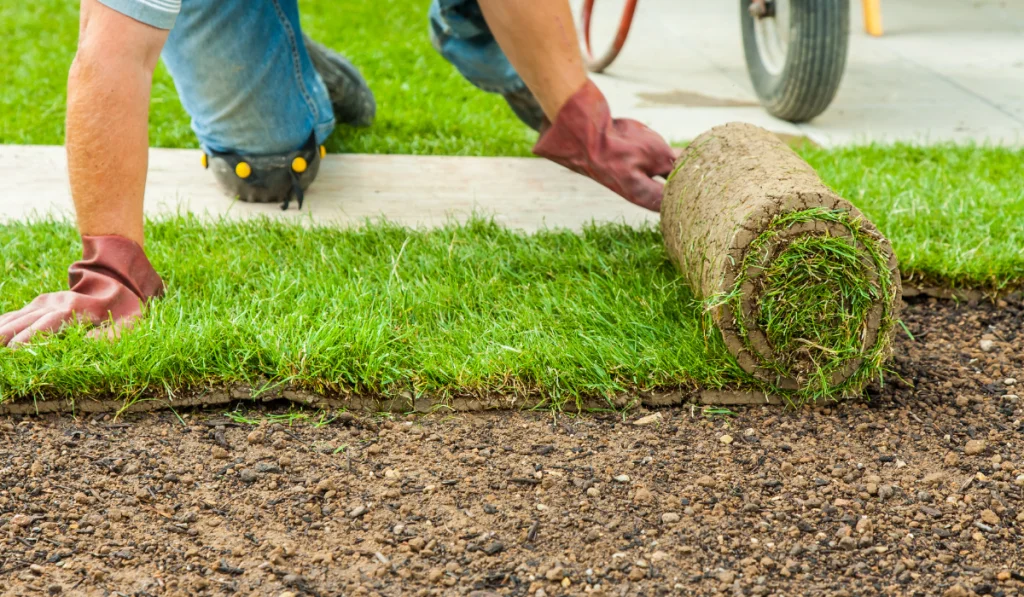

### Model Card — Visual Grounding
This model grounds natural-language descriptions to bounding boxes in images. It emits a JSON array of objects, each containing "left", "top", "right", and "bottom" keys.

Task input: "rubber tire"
[{"left": 741, "top": 0, "right": 849, "bottom": 123}]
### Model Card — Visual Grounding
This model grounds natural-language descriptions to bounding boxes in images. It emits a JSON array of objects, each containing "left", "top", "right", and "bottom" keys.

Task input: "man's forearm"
[
  {"left": 66, "top": 0, "right": 168, "bottom": 247},
  {"left": 477, "top": 0, "right": 587, "bottom": 120}
]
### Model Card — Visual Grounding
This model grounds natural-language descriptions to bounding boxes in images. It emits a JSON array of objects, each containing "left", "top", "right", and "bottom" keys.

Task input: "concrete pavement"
[{"left": 583, "top": 0, "right": 1024, "bottom": 146}]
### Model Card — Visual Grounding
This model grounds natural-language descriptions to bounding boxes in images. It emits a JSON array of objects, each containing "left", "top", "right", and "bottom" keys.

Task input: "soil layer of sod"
[{"left": 0, "top": 296, "right": 1021, "bottom": 596}]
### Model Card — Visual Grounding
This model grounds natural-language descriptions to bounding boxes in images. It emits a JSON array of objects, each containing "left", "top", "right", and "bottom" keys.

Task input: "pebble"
[
  {"left": 246, "top": 429, "right": 265, "bottom": 445},
  {"left": 878, "top": 485, "right": 894, "bottom": 500},
  {"left": 923, "top": 472, "right": 944, "bottom": 486},
  {"left": 408, "top": 537, "right": 426, "bottom": 552},
  {"left": 586, "top": 487, "right": 600, "bottom": 498},
  {"left": 717, "top": 571, "right": 735, "bottom": 584},
  {"left": 856, "top": 517, "right": 872, "bottom": 534},
  {"left": 697, "top": 475, "right": 715, "bottom": 487},
  {"left": 483, "top": 541, "right": 504, "bottom": 555},
  {"left": 428, "top": 568, "right": 444, "bottom": 583},
  {"left": 942, "top": 584, "right": 968, "bottom": 597},
  {"left": 545, "top": 567, "right": 565, "bottom": 581},
  {"left": 651, "top": 551, "right": 669, "bottom": 563},
  {"left": 11, "top": 514, "right": 33, "bottom": 527},
  {"left": 998, "top": 571, "right": 1011, "bottom": 582},
  {"left": 965, "top": 440, "right": 986, "bottom": 455},
  {"left": 628, "top": 566, "right": 646, "bottom": 581},
  {"left": 838, "top": 536, "right": 857, "bottom": 551},
  {"left": 633, "top": 487, "right": 653, "bottom": 504},
  {"left": 255, "top": 462, "right": 282, "bottom": 474},
  {"left": 613, "top": 475, "right": 631, "bottom": 484},
  {"left": 980, "top": 509, "right": 999, "bottom": 525},
  {"left": 1004, "top": 378, "right": 1017, "bottom": 386},
  {"left": 979, "top": 339, "right": 996, "bottom": 352},
  {"left": 661, "top": 512, "right": 681, "bottom": 524},
  {"left": 240, "top": 469, "right": 258, "bottom": 483},
  {"left": 349, "top": 505, "right": 369, "bottom": 519},
  {"left": 719, "top": 435, "right": 734, "bottom": 445},
  {"left": 584, "top": 528, "right": 601, "bottom": 543},
  {"left": 633, "top": 413, "right": 662, "bottom": 426},
  {"left": 212, "top": 447, "right": 230, "bottom": 459}
]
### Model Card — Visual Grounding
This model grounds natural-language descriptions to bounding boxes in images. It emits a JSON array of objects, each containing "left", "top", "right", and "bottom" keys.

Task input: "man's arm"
[
  {"left": 477, "top": 0, "right": 676, "bottom": 212},
  {"left": 0, "top": 0, "right": 167, "bottom": 346},
  {"left": 69, "top": 0, "right": 168, "bottom": 245},
  {"left": 475, "top": 0, "right": 586, "bottom": 121}
]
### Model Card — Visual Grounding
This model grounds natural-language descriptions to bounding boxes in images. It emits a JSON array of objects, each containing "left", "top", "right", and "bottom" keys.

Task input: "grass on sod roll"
[{"left": 714, "top": 208, "right": 899, "bottom": 401}]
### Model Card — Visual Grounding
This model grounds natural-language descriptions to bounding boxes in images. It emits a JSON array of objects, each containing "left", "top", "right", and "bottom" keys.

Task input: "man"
[{"left": 0, "top": 0, "right": 676, "bottom": 346}]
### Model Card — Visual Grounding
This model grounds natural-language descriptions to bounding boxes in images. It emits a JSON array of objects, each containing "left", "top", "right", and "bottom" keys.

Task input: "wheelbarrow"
[{"left": 579, "top": 0, "right": 857, "bottom": 122}]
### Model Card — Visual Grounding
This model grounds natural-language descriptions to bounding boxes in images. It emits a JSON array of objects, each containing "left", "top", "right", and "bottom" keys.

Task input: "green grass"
[{"left": 0, "top": 218, "right": 736, "bottom": 406}]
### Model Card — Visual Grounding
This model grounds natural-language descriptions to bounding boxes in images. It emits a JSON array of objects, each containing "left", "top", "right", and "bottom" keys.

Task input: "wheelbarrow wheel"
[
  {"left": 741, "top": 0, "right": 849, "bottom": 123},
  {"left": 580, "top": 0, "right": 639, "bottom": 73}
]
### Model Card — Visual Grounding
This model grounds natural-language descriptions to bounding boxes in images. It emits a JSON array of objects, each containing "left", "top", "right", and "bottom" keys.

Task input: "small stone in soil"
[
  {"left": 980, "top": 509, "right": 999, "bottom": 525},
  {"left": 720, "top": 435, "right": 734, "bottom": 445},
  {"left": 483, "top": 541, "right": 504, "bottom": 555},
  {"left": 613, "top": 474, "right": 630, "bottom": 483},
  {"left": 349, "top": 505, "right": 369, "bottom": 519},
  {"left": 255, "top": 462, "right": 282, "bottom": 474},
  {"left": 633, "top": 413, "right": 662, "bottom": 426},
  {"left": 212, "top": 446, "right": 230, "bottom": 459},
  {"left": 662, "top": 512, "right": 681, "bottom": 524},
  {"left": 240, "top": 469, "right": 258, "bottom": 483},
  {"left": 965, "top": 440, "right": 986, "bottom": 455}
]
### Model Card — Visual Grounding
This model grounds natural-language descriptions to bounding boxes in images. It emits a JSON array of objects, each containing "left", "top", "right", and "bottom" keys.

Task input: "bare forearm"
[
  {"left": 477, "top": 0, "right": 587, "bottom": 120},
  {"left": 66, "top": 0, "right": 167, "bottom": 247}
]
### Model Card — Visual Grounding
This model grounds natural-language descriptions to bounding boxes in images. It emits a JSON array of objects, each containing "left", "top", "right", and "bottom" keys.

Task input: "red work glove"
[
  {"left": 0, "top": 236, "right": 164, "bottom": 346},
  {"left": 533, "top": 80, "right": 676, "bottom": 212}
]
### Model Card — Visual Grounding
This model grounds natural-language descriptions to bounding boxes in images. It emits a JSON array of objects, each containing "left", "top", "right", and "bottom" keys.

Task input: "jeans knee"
[
  {"left": 428, "top": 0, "right": 525, "bottom": 95},
  {"left": 161, "top": 0, "right": 334, "bottom": 155}
]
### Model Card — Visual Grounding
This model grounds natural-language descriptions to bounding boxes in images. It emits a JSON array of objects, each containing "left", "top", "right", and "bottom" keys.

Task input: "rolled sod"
[{"left": 661, "top": 123, "right": 902, "bottom": 400}]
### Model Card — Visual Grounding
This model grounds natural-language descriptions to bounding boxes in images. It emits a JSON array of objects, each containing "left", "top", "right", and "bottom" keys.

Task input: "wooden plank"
[{"left": 0, "top": 145, "right": 655, "bottom": 232}]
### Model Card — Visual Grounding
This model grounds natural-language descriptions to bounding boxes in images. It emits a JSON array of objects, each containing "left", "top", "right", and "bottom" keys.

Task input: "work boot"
[
  {"left": 303, "top": 35, "right": 376, "bottom": 128},
  {"left": 204, "top": 133, "right": 323, "bottom": 210},
  {"left": 503, "top": 86, "right": 546, "bottom": 132}
]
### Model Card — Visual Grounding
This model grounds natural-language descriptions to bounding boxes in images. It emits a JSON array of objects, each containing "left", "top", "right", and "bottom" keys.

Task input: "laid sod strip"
[
  {"left": 661, "top": 123, "right": 901, "bottom": 401},
  {"left": 0, "top": 218, "right": 740, "bottom": 407}
]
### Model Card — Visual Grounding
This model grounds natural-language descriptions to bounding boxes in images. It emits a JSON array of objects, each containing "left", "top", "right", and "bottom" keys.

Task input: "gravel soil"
[{"left": 0, "top": 296, "right": 1021, "bottom": 597}]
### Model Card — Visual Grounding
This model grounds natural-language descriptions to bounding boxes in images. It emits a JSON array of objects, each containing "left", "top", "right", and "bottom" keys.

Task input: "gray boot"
[{"left": 303, "top": 35, "right": 376, "bottom": 128}]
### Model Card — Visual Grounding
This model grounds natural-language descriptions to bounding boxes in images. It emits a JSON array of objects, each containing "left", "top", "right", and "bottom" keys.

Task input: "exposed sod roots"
[{"left": 661, "top": 123, "right": 902, "bottom": 402}]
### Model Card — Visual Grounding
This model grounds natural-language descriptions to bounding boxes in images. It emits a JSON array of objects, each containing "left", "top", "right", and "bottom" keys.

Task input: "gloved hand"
[
  {"left": 533, "top": 80, "right": 676, "bottom": 212},
  {"left": 0, "top": 236, "right": 164, "bottom": 346}
]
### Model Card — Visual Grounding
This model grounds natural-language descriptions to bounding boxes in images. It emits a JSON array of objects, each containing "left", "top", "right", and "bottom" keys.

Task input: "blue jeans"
[{"left": 162, "top": 0, "right": 524, "bottom": 156}]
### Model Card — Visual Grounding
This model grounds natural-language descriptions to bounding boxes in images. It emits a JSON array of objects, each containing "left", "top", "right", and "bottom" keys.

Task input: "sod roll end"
[{"left": 661, "top": 123, "right": 902, "bottom": 400}]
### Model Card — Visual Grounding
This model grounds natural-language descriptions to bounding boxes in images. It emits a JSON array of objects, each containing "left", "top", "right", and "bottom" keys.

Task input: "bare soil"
[{"left": 1, "top": 295, "right": 1021, "bottom": 597}]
